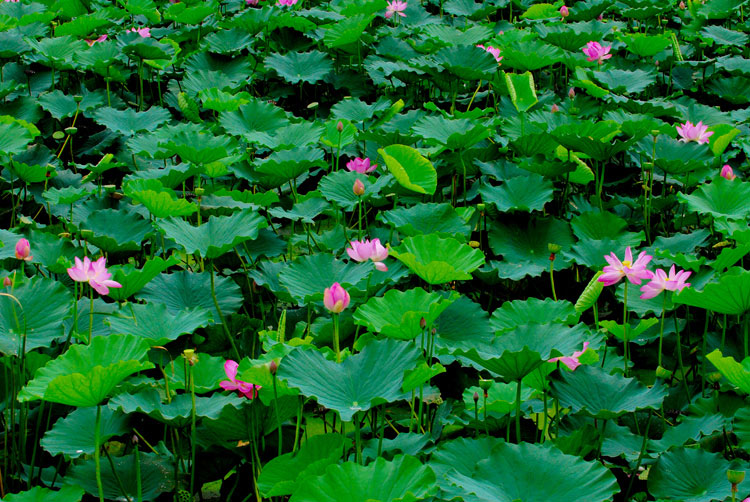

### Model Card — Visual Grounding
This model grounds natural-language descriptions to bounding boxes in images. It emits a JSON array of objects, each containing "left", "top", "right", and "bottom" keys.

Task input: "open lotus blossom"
[
  {"left": 67, "top": 256, "right": 123, "bottom": 296},
  {"left": 347, "top": 238, "right": 389, "bottom": 272},
  {"left": 346, "top": 157, "right": 377, "bottom": 174},
  {"left": 549, "top": 342, "right": 589, "bottom": 371},
  {"left": 220, "top": 360, "right": 261, "bottom": 399},
  {"left": 277, "top": 0, "right": 297, "bottom": 5},
  {"left": 385, "top": 0, "right": 407, "bottom": 18},
  {"left": 721, "top": 164, "right": 736, "bottom": 180},
  {"left": 15, "top": 238, "right": 32, "bottom": 261},
  {"left": 127, "top": 27, "right": 151, "bottom": 38},
  {"left": 476, "top": 44, "right": 502, "bottom": 64},
  {"left": 582, "top": 41, "right": 612, "bottom": 64},
  {"left": 85, "top": 34, "right": 107, "bottom": 46},
  {"left": 246, "top": 0, "right": 258, "bottom": 4},
  {"left": 676, "top": 120, "right": 713, "bottom": 144},
  {"left": 324, "top": 282, "right": 350, "bottom": 313},
  {"left": 639, "top": 265, "right": 691, "bottom": 300},
  {"left": 598, "top": 247, "right": 653, "bottom": 286}
]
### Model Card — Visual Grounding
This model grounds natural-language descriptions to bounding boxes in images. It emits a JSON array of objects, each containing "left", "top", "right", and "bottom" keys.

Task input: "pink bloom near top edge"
[
  {"left": 598, "top": 247, "right": 653, "bottom": 287},
  {"left": 127, "top": 27, "right": 151, "bottom": 38},
  {"left": 639, "top": 265, "right": 691, "bottom": 300},
  {"left": 67, "top": 256, "right": 123, "bottom": 296},
  {"left": 582, "top": 41, "right": 612, "bottom": 64},
  {"left": 676, "top": 120, "right": 713, "bottom": 144},
  {"left": 385, "top": 0, "right": 407, "bottom": 18},
  {"left": 220, "top": 360, "right": 261, "bottom": 399}
]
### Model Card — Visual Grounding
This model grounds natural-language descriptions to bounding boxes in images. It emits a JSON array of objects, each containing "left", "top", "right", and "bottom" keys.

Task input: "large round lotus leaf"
[
  {"left": 619, "top": 32, "right": 671, "bottom": 57},
  {"left": 1, "top": 486, "right": 85, "bottom": 502},
  {"left": 411, "top": 114, "right": 490, "bottom": 150},
  {"left": 706, "top": 349, "right": 750, "bottom": 394},
  {"left": 490, "top": 298, "right": 579, "bottom": 333},
  {"left": 652, "top": 135, "right": 714, "bottom": 174},
  {"left": 565, "top": 234, "right": 645, "bottom": 269},
  {"left": 253, "top": 146, "right": 327, "bottom": 187},
  {"left": 591, "top": 68, "right": 656, "bottom": 94},
  {"left": 552, "top": 121, "right": 635, "bottom": 162},
  {"left": 91, "top": 106, "right": 170, "bottom": 136},
  {"left": 648, "top": 448, "right": 732, "bottom": 502},
  {"left": 0, "top": 115, "right": 40, "bottom": 155},
  {"left": 378, "top": 202, "right": 471, "bottom": 240},
  {"left": 479, "top": 174, "right": 554, "bottom": 213},
  {"left": 107, "top": 302, "right": 211, "bottom": 345},
  {"left": 266, "top": 50, "right": 333, "bottom": 84},
  {"left": 0, "top": 276, "right": 73, "bottom": 356},
  {"left": 138, "top": 270, "right": 243, "bottom": 320},
  {"left": 433, "top": 296, "right": 495, "bottom": 352},
  {"left": 109, "top": 388, "right": 243, "bottom": 427},
  {"left": 430, "top": 436, "right": 504, "bottom": 501},
  {"left": 455, "top": 323, "right": 590, "bottom": 381},
  {"left": 673, "top": 267, "right": 750, "bottom": 314},
  {"left": 500, "top": 40, "right": 564, "bottom": 72},
  {"left": 445, "top": 441, "right": 618, "bottom": 502},
  {"left": 278, "top": 253, "right": 372, "bottom": 305},
  {"left": 127, "top": 188, "right": 199, "bottom": 218},
  {"left": 82, "top": 208, "right": 153, "bottom": 253},
  {"left": 290, "top": 455, "right": 436, "bottom": 502},
  {"left": 19, "top": 334, "right": 154, "bottom": 407},
  {"left": 431, "top": 45, "right": 498, "bottom": 81},
  {"left": 258, "top": 433, "right": 344, "bottom": 497},
  {"left": 487, "top": 217, "right": 574, "bottom": 279},
  {"left": 571, "top": 210, "right": 628, "bottom": 240},
  {"left": 106, "top": 256, "right": 180, "bottom": 301},
  {"left": 679, "top": 177, "right": 750, "bottom": 220},
  {"left": 378, "top": 144, "right": 437, "bottom": 195},
  {"left": 353, "top": 288, "right": 459, "bottom": 340},
  {"left": 157, "top": 209, "right": 267, "bottom": 259},
  {"left": 257, "top": 121, "right": 325, "bottom": 151},
  {"left": 278, "top": 338, "right": 421, "bottom": 421},
  {"left": 156, "top": 123, "right": 236, "bottom": 166},
  {"left": 550, "top": 365, "right": 666, "bottom": 420},
  {"left": 318, "top": 170, "right": 390, "bottom": 211},
  {"left": 41, "top": 406, "right": 129, "bottom": 458},
  {"left": 219, "top": 98, "right": 289, "bottom": 142},
  {"left": 66, "top": 450, "right": 173, "bottom": 502},
  {"left": 268, "top": 196, "right": 329, "bottom": 223},
  {"left": 390, "top": 234, "right": 485, "bottom": 284}
]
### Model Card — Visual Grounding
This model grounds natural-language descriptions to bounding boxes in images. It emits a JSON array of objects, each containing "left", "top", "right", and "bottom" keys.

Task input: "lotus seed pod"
[
  {"left": 478, "top": 379, "right": 493, "bottom": 392},
  {"left": 548, "top": 243, "right": 562, "bottom": 254},
  {"left": 707, "top": 372, "right": 722, "bottom": 384},
  {"left": 728, "top": 469, "right": 745, "bottom": 486}
]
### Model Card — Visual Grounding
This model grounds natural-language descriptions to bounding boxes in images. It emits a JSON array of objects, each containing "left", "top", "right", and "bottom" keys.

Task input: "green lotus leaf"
[
  {"left": 127, "top": 189, "right": 198, "bottom": 219},
  {"left": 490, "top": 298, "right": 579, "bottom": 333},
  {"left": 1, "top": 486, "right": 85, "bottom": 502},
  {"left": 455, "top": 323, "right": 590, "bottom": 381},
  {"left": 354, "top": 288, "right": 459, "bottom": 340},
  {"left": 66, "top": 450, "right": 173, "bottom": 501},
  {"left": 433, "top": 296, "right": 495, "bottom": 352},
  {"left": 565, "top": 235, "right": 645, "bottom": 269},
  {"left": 0, "top": 115, "right": 40, "bottom": 155},
  {"left": 119, "top": 33, "right": 175, "bottom": 61},
  {"left": 706, "top": 349, "right": 750, "bottom": 394},
  {"left": 290, "top": 455, "right": 436, "bottom": 502},
  {"left": 411, "top": 114, "right": 490, "bottom": 151},
  {"left": 42, "top": 186, "right": 92, "bottom": 206},
  {"left": 508, "top": 132, "right": 559, "bottom": 157},
  {"left": 673, "top": 267, "right": 750, "bottom": 314},
  {"left": 591, "top": 68, "right": 656, "bottom": 94},
  {"left": 378, "top": 144, "right": 437, "bottom": 195},
  {"left": 158, "top": 209, "right": 267, "bottom": 259},
  {"left": 219, "top": 98, "right": 289, "bottom": 141},
  {"left": 22, "top": 229, "right": 79, "bottom": 274},
  {"left": 278, "top": 253, "right": 372, "bottom": 305},
  {"left": 500, "top": 39, "right": 565, "bottom": 72},
  {"left": 109, "top": 388, "right": 243, "bottom": 427},
  {"left": 107, "top": 302, "right": 211, "bottom": 345},
  {"left": 258, "top": 433, "right": 344, "bottom": 497},
  {"left": 26, "top": 35, "right": 86, "bottom": 70},
  {"left": 278, "top": 338, "right": 421, "bottom": 421},
  {"left": 199, "top": 88, "right": 251, "bottom": 112},
  {"left": 551, "top": 121, "right": 632, "bottom": 161},
  {"left": 504, "top": 71, "right": 539, "bottom": 113},
  {"left": 378, "top": 202, "right": 471, "bottom": 240},
  {"left": 19, "top": 334, "right": 154, "bottom": 407},
  {"left": 323, "top": 13, "right": 375, "bottom": 48},
  {"left": 571, "top": 210, "right": 628, "bottom": 240},
  {"left": 619, "top": 32, "right": 671, "bottom": 57},
  {"left": 648, "top": 448, "right": 732, "bottom": 502},
  {"left": 38, "top": 89, "right": 105, "bottom": 120},
  {"left": 107, "top": 256, "right": 180, "bottom": 301},
  {"left": 266, "top": 50, "right": 333, "bottom": 84},
  {"left": 463, "top": 380, "right": 534, "bottom": 417},
  {"left": 156, "top": 123, "right": 236, "bottom": 166},
  {"left": 82, "top": 208, "right": 153, "bottom": 253},
  {"left": 163, "top": 1, "right": 215, "bottom": 24},
  {"left": 430, "top": 437, "right": 504, "bottom": 501},
  {"left": 255, "top": 121, "right": 326, "bottom": 151},
  {"left": 390, "top": 234, "right": 485, "bottom": 284},
  {"left": 41, "top": 406, "right": 129, "bottom": 458},
  {"left": 268, "top": 196, "right": 330, "bottom": 223},
  {"left": 550, "top": 365, "right": 666, "bottom": 420},
  {"left": 655, "top": 413, "right": 727, "bottom": 450},
  {"left": 0, "top": 276, "right": 73, "bottom": 356},
  {"left": 651, "top": 135, "right": 713, "bottom": 174},
  {"left": 701, "top": 24, "right": 748, "bottom": 47},
  {"left": 138, "top": 271, "right": 243, "bottom": 320},
  {"left": 91, "top": 106, "right": 171, "bottom": 137},
  {"left": 430, "top": 45, "right": 498, "bottom": 81},
  {"left": 318, "top": 171, "right": 390, "bottom": 211},
  {"left": 706, "top": 76, "right": 750, "bottom": 105},
  {"left": 479, "top": 174, "right": 554, "bottom": 212},
  {"left": 679, "top": 176, "right": 750, "bottom": 220},
  {"left": 254, "top": 146, "right": 327, "bottom": 187},
  {"left": 442, "top": 441, "right": 618, "bottom": 502}
]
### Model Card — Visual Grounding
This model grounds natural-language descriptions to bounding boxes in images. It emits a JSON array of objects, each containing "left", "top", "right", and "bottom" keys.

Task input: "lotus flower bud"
[
  {"left": 269, "top": 360, "right": 278, "bottom": 375},
  {"left": 15, "top": 238, "right": 31, "bottom": 261},
  {"left": 420, "top": 317, "right": 427, "bottom": 329},
  {"left": 353, "top": 178, "right": 365, "bottom": 196},
  {"left": 473, "top": 391, "right": 479, "bottom": 403},
  {"left": 560, "top": 5, "right": 569, "bottom": 17},
  {"left": 324, "top": 282, "right": 350, "bottom": 313},
  {"left": 679, "top": 0, "right": 686, "bottom": 8},
  {"left": 721, "top": 164, "right": 737, "bottom": 180},
  {"left": 336, "top": 121, "right": 344, "bottom": 133},
  {"left": 551, "top": 103, "right": 559, "bottom": 113},
  {"left": 568, "top": 87, "right": 576, "bottom": 99},
  {"left": 3, "top": 277, "right": 11, "bottom": 287}
]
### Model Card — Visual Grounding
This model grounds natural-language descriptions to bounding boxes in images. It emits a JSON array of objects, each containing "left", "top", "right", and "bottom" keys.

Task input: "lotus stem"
[
  {"left": 273, "top": 372, "right": 283, "bottom": 456},
  {"left": 625, "top": 409, "right": 652, "bottom": 499},
  {"left": 657, "top": 293, "right": 667, "bottom": 369},
  {"left": 293, "top": 396, "right": 303, "bottom": 453},
  {"left": 354, "top": 413, "right": 362, "bottom": 465},
  {"left": 134, "top": 440, "right": 142, "bottom": 502},
  {"left": 515, "top": 379, "right": 522, "bottom": 442},
  {"left": 623, "top": 282, "right": 629, "bottom": 377},
  {"left": 549, "top": 260, "right": 557, "bottom": 301},
  {"left": 673, "top": 305, "right": 691, "bottom": 403},
  {"left": 210, "top": 261, "right": 241, "bottom": 361},
  {"left": 189, "top": 361, "right": 197, "bottom": 496},
  {"left": 94, "top": 405, "right": 104, "bottom": 502},
  {"left": 333, "top": 313, "right": 341, "bottom": 363},
  {"left": 88, "top": 285, "right": 94, "bottom": 345}
]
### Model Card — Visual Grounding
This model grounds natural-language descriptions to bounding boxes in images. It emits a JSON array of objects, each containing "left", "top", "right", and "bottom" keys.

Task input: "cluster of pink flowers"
[
  {"left": 67, "top": 256, "right": 123, "bottom": 295},
  {"left": 220, "top": 360, "right": 261, "bottom": 399},
  {"left": 476, "top": 44, "right": 502, "bottom": 64},
  {"left": 385, "top": 0, "right": 407, "bottom": 19},
  {"left": 582, "top": 41, "right": 612, "bottom": 64},
  {"left": 347, "top": 238, "right": 389, "bottom": 272},
  {"left": 346, "top": 157, "right": 377, "bottom": 174},
  {"left": 277, "top": 0, "right": 297, "bottom": 5},
  {"left": 676, "top": 120, "right": 713, "bottom": 144},
  {"left": 598, "top": 246, "right": 691, "bottom": 300}
]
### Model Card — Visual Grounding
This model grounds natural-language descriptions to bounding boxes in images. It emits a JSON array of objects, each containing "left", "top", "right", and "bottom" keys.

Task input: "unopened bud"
[
  {"left": 336, "top": 121, "right": 344, "bottom": 133},
  {"left": 132, "top": 434, "right": 139, "bottom": 445},
  {"left": 551, "top": 103, "right": 559, "bottom": 113},
  {"left": 679, "top": 0, "right": 686, "bottom": 8},
  {"left": 568, "top": 87, "right": 576, "bottom": 99},
  {"left": 353, "top": 178, "right": 365, "bottom": 196},
  {"left": 473, "top": 391, "right": 479, "bottom": 403},
  {"left": 3, "top": 277, "right": 11, "bottom": 287},
  {"left": 560, "top": 5, "right": 569, "bottom": 17},
  {"left": 269, "top": 360, "right": 278, "bottom": 375},
  {"left": 420, "top": 317, "right": 426, "bottom": 329}
]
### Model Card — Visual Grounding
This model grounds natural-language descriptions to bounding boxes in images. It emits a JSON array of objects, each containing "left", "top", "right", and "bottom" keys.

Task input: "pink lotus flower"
[
  {"left": 582, "top": 41, "right": 612, "bottom": 64},
  {"left": 127, "top": 27, "right": 151, "bottom": 38},
  {"left": 385, "top": 0, "right": 407, "bottom": 18},
  {"left": 560, "top": 5, "right": 569, "bottom": 18},
  {"left": 353, "top": 178, "right": 365, "bottom": 196},
  {"left": 3, "top": 0, "right": 19, "bottom": 3},
  {"left": 85, "top": 35, "right": 107, "bottom": 46},
  {"left": 476, "top": 44, "right": 502, "bottom": 64},
  {"left": 220, "top": 360, "right": 261, "bottom": 399},
  {"left": 3, "top": 277, "right": 12, "bottom": 287},
  {"left": 246, "top": 0, "right": 258, "bottom": 4},
  {"left": 676, "top": 120, "right": 713, "bottom": 144},
  {"left": 67, "top": 256, "right": 123, "bottom": 296},
  {"left": 639, "top": 265, "right": 691, "bottom": 300},
  {"left": 551, "top": 104, "right": 559, "bottom": 113},
  {"left": 549, "top": 342, "right": 589, "bottom": 371},
  {"left": 15, "top": 238, "right": 31, "bottom": 261},
  {"left": 721, "top": 165, "right": 737, "bottom": 180},
  {"left": 277, "top": 0, "right": 297, "bottom": 5},
  {"left": 346, "top": 239, "right": 389, "bottom": 272},
  {"left": 598, "top": 247, "right": 653, "bottom": 287},
  {"left": 324, "top": 282, "right": 350, "bottom": 313},
  {"left": 346, "top": 157, "right": 377, "bottom": 174}
]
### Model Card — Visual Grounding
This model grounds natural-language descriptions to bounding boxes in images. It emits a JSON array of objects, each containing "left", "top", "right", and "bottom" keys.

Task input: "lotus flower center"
[{"left": 621, "top": 260, "right": 632, "bottom": 268}]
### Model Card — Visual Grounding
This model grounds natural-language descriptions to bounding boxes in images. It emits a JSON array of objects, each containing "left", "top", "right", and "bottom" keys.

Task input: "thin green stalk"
[
  {"left": 95, "top": 405, "right": 104, "bottom": 502},
  {"left": 623, "top": 282, "right": 629, "bottom": 377},
  {"left": 673, "top": 306, "right": 691, "bottom": 403},
  {"left": 625, "top": 409, "right": 653, "bottom": 500},
  {"left": 515, "top": 379, "right": 522, "bottom": 442},
  {"left": 210, "top": 261, "right": 241, "bottom": 361},
  {"left": 103, "top": 446, "right": 133, "bottom": 502},
  {"left": 657, "top": 293, "right": 667, "bottom": 368},
  {"left": 377, "top": 405, "right": 385, "bottom": 457},
  {"left": 273, "top": 373, "right": 283, "bottom": 456},
  {"left": 549, "top": 259, "right": 557, "bottom": 301},
  {"left": 134, "top": 441, "right": 142, "bottom": 502},
  {"left": 189, "top": 360, "right": 197, "bottom": 496},
  {"left": 333, "top": 313, "right": 341, "bottom": 363},
  {"left": 293, "top": 396, "right": 303, "bottom": 453},
  {"left": 88, "top": 286, "right": 94, "bottom": 344},
  {"left": 354, "top": 414, "right": 362, "bottom": 465}
]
